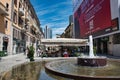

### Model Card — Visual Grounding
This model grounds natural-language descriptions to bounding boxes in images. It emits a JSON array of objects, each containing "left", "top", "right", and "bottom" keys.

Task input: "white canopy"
[{"left": 41, "top": 38, "right": 88, "bottom": 46}]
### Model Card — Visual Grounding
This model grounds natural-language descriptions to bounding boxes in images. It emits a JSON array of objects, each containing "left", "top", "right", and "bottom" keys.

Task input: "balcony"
[
  {"left": 27, "top": 22, "right": 32, "bottom": 27},
  {"left": 25, "top": 15, "right": 30, "bottom": 22},
  {"left": 21, "top": 27, "right": 26, "bottom": 33},
  {"left": 22, "top": 16, "right": 30, "bottom": 22},
  {"left": 19, "top": 23, "right": 24, "bottom": 28},
  {"left": 0, "top": 2, "right": 8, "bottom": 16},
  {"left": 25, "top": 24, "right": 29, "bottom": 29},
  {"left": 19, "top": 8, "right": 24, "bottom": 16}
]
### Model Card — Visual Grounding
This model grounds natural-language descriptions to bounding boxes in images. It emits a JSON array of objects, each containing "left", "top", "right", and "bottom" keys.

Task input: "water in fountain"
[
  {"left": 89, "top": 35, "right": 95, "bottom": 58},
  {"left": 77, "top": 35, "right": 107, "bottom": 67}
]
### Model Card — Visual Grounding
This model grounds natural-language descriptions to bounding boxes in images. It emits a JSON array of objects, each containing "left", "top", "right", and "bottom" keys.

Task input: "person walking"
[
  {"left": 23, "top": 48, "right": 26, "bottom": 55},
  {"left": 63, "top": 49, "right": 69, "bottom": 57},
  {"left": 37, "top": 48, "right": 41, "bottom": 57}
]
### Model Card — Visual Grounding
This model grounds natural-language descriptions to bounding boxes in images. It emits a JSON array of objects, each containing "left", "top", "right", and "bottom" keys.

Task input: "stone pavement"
[
  {"left": 0, "top": 53, "right": 120, "bottom": 77},
  {"left": 0, "top": 53, "right": 76, "bottom": 75},
  {"left": 0, "top": 53, "right": 29, "bottom": 74}
]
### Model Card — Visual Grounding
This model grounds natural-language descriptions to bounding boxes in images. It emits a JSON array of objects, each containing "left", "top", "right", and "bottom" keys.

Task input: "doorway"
[
  {"left": 102, "top": 41, "right": 108, "bottom": 54},
  {"left": 3, "top": 41, "right": 8, "bottom": 52}
]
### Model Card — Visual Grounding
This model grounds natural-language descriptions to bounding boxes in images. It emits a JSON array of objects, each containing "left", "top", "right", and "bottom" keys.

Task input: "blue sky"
[{"left": 30, "top": 0, "right": 73, "bottom": 38}]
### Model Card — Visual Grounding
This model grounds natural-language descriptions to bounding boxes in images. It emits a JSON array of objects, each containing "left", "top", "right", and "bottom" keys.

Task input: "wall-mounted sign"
[{"left": 74, "top": 0, "right": 114, "bottom": 38}]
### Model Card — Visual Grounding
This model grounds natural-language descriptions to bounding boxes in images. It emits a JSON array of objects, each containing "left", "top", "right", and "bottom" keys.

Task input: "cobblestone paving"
[{"left": 0, "top": 54, "right": 29, "bottom": 74}]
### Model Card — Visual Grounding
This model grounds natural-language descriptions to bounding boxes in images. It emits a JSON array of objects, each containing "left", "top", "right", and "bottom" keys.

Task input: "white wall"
[
  {"left": 0, "top": 34, "right": 3, "bottom": 51},
  {"left": 73, "top": 0, "right": 83, "bottom": 13},
  {"left": 108, "top": 35, "right": 113, "bottom": 55},
  {"left": 119, "top": 0, "right": 120, "bottom": 30},
  {"left": 110, "top": 0, "right": 119, "bottom": 19},
  {"left": 110, "top": 0, "right": 120, "bottom": 56},
  {"left": 113, "top": 44, "right": 120, "bottom": 56}
]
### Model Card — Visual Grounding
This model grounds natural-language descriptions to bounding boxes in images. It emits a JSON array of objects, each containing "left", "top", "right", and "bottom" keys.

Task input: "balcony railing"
[
  {"left": 25, "top": 15, "right": 30, "bottom": 22},
  {"left": 21, "top": 27, "right": 26, "bottom": 33},
  {"left": 0, "top": 2, "right": 8, "bottom": 16},
  {"left": 19, "top": 8, "right": 24, "bottom": 16},
  {"left": 22, "top": 15, "right": 30, "bottom": 22},
  {"left": 18, "top": 22, "right": 24, "bottom": 27}
]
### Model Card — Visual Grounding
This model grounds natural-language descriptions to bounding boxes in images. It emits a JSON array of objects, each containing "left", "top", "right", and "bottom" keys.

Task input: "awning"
[{"left": 41, "top": 38, "right": 88, "bottom": 46}]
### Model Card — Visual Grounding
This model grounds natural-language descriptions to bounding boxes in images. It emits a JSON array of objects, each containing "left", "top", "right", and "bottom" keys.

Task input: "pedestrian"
[
  {"left": 63, "top": 49, "right": 69, "bottom": 57},
  {"left": 23, "top": 48, "right": 26, "bottom": 55},
  {"left": 26, "top": 47, "right": 29, "bottom": 58},
  {"left": 37, "top": 48, "right": 40, "bottom": 57}
]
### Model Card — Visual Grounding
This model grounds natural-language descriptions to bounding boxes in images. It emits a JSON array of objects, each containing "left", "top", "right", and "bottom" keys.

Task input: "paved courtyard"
[
  {"left": 0, "top": 53, "right": 29, "bottom": 74},
  {"left": 0, "top": 53, "right": 74, "bottom": 75},
  {"left": 0, "top": 53, "right": 120, "bottom": 79}
]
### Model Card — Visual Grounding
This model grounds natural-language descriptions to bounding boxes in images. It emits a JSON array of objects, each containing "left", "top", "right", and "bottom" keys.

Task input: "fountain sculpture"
[{"left": 77, "top": 35, "right": 107, "bottom": 67}]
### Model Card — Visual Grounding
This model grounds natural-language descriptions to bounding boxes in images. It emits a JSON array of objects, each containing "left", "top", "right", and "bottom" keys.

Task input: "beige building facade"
[
  {"left": 0, "top": 0, "right": 12, "bottom": 54},
  {"left": 60, "top": 15, "right": 73, "bottom": 38},
  {"left": 0, "top": 0, "right": 44, "bottom": 55}
]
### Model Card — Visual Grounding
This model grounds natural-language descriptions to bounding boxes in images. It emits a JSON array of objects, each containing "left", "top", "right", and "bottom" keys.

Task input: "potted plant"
[{"left": 27, "top": 45, "right": 35, "bottom": 61}]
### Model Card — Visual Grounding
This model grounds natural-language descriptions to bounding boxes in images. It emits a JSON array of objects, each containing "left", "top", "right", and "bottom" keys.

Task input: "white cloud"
[
  {"left": 36, "top": 9, "right": 56, "bottom": 16},
  {"left": 35, "top": 0, "right": 72, "bottom": 11},
  {"left": 32, "top": 0, "right": 73, "bottom": 38},
  {"left": 35, "top": 0, "right": 72, "bottom": 16},
  {"left": 52, "top": 22, "right": 69, "bottom": 38},
  {"left": 52, "top": 27, "right": 66, "bottom": 38}
]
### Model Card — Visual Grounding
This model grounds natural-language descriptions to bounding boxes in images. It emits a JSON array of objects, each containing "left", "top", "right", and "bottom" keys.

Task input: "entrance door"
[
  {"left": 102, "top": 41, "right": 108, "bottom": 54},
  {"left": 3, "top": 41, "right": 8, "bottom": 52}
]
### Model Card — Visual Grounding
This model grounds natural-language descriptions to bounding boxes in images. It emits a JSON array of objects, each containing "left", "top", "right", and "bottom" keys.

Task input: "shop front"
[
  {"left": 94, "top": 37, "right": 109, "bottom": 55},
  {"left": 13, "top": 38, "right": 26, "bottom": 54}
]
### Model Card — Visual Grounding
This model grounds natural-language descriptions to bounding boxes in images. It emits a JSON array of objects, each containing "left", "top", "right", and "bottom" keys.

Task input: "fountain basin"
[
  {"left": 0, "top": 60, "right": 71, "bottom": 80},
  {"left": 45, "top": 59, "right": 120, "bottom": 80},
  {"left": 77, "top": 57, "right": 107, "bottom": 67}
]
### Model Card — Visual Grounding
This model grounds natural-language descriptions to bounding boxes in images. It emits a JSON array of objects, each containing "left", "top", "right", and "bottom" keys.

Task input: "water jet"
[{"left": 77, "top": 35, "right": 107, "bottom": 67}]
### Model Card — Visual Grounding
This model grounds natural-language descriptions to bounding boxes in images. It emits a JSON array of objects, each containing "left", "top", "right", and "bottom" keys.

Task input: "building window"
[
  {"left": 19, "top": 2, "right": 22, "bottom": 8},
  {"left": 14, "top": 0, "right": 17, "bottom": 7},
  {"left": 5, "top": 20, "right": 8, "bottom": 28},
  {"left": 13, "top": 29, "right": 18, "bottom": 39},
  {"left": 13, "top": 12, "right": 17, "bottom": 24},
  {"left": 18, "top": 31, "right": 21, "bottom": 40},
  {"left": 15, "top": 29, "right": 17, "bottom": 39},
  {"left": 25, "top": 35, "right": 28, "bottom": 41},
  {"left": 6, "top": 3, "right": 9, "bottom": 11},
  {"left": 113, "top": 33, "right": 120, "bottom": 44},
  {"left": 18, "top": 16, "right": 23, "bottom": 25},
  {"left": 13, "top": 29, "right": 15, "bottom": 38}
]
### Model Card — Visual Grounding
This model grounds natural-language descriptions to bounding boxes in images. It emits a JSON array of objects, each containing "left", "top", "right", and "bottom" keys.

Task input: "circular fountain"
[
  {"left": 45, "top": 35, "right": 120, "bottom": 80},
  {"left": 77, "top": 56, "right": 107, "bottom": 67},
  {"left": 77, "top": 35, "right": 107, "bottom": 67},
  {"left": 45, "top": 59, "right": 120, "bottom": 80}
]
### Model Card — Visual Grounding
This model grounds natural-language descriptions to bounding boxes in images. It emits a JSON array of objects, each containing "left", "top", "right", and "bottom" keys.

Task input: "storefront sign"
[{"left": 74, "top": 0, "right": 112, "bottom": 37}]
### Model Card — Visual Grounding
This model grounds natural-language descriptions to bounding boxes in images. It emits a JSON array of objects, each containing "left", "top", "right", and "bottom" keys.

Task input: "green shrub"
[
  {"left": 41, "top": 53, "right": 47, "bottom": 58},
  {"left": 0, "top": 51, "right": 7, "bottom": 57},
  {"left": 27, "top": 45, "right": 35, "bottom": 61},
  {"left": 74, "top": 52, "right": 81, "bottom": 57}
]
